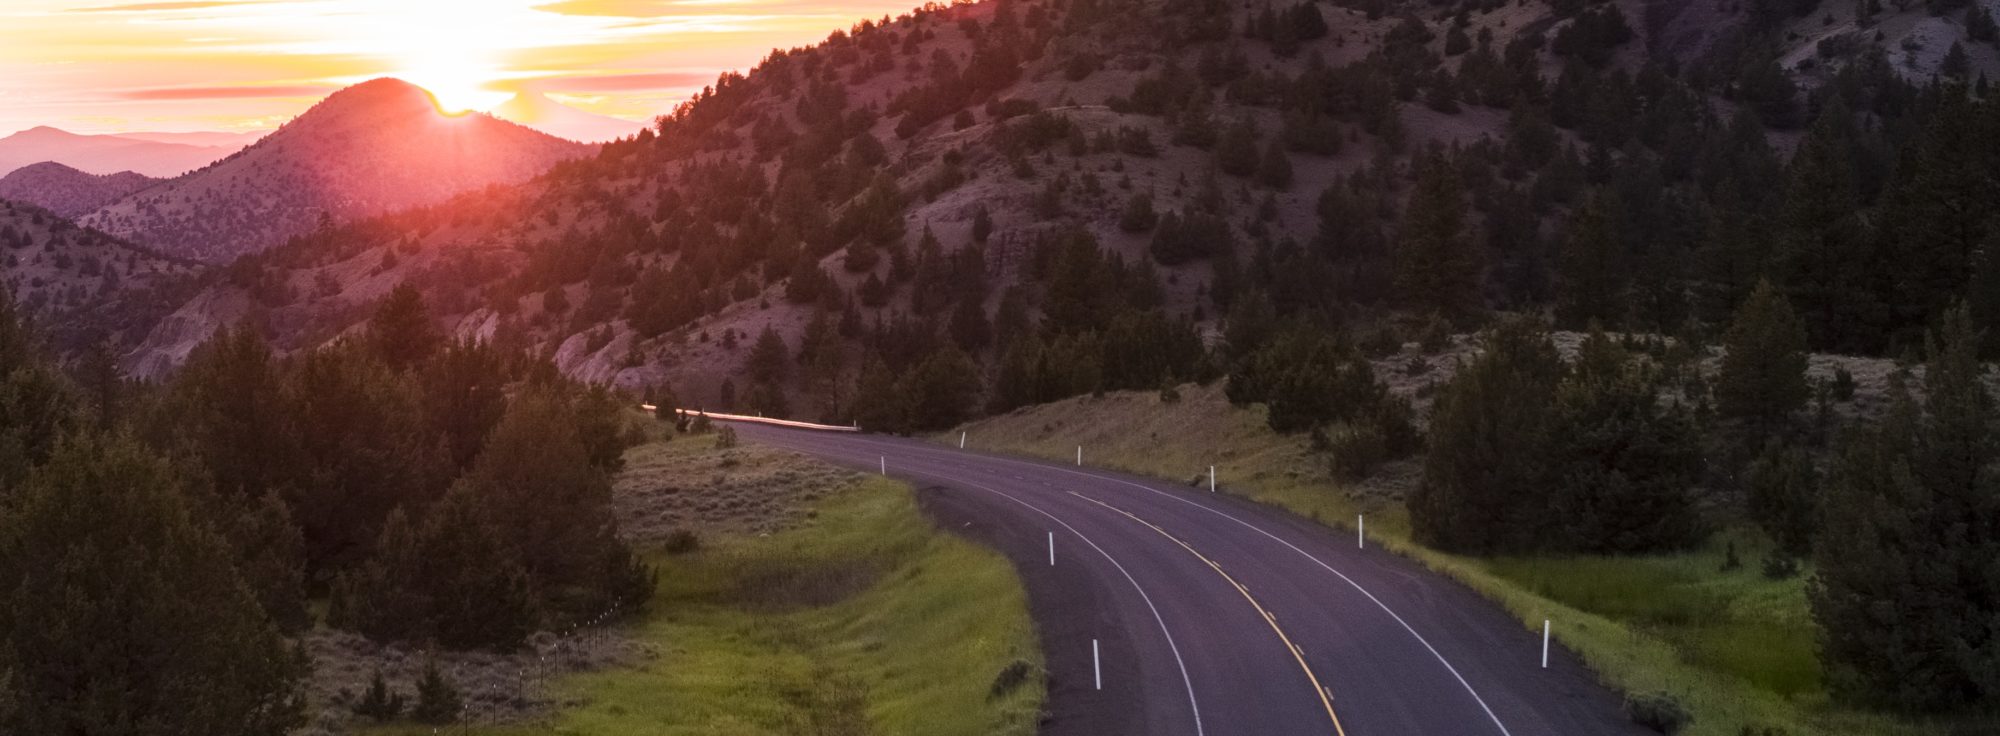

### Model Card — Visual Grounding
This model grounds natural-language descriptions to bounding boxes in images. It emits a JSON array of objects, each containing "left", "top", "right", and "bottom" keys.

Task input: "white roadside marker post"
[
  {"left": 1208, "top": 465, "right": 1216, "bottom": 492},
  {"left": 1358, "top": 515, "right": 1365, "bottom": 549},
  {"left": 1093, "top": 639, "right": 1102, "bottom": 690},
  {"left": 1542, "top": 620, "right": 1551, "bottom": 669},
  {"left": 1076, "top": 445, "right": 1082, "bottom": 466},
  {"left": 879, "top": 456, "right": 886, "bottom": 475},
  {"left": 1048, "top": 532, "right": 1055, "bottom": 566},
  {"left": 959, "top": 431, "right": 966, "bottom": 449}
]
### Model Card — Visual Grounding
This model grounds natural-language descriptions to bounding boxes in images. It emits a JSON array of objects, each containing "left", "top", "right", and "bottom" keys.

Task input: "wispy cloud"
[
  {"left": 115, "top": 83, "right": 332, "bottom": 100},
  {"left": 67, "top": 0, "right": 267, "bottom": 13}
]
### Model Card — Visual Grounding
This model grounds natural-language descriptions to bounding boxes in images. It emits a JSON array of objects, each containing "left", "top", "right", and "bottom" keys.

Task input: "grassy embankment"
[
  {"left": 949, "top": 382, "right": 1943, "bottom": 736},
  {"left": 373, "top": 436, "right": 1043, "bottom": 736}
]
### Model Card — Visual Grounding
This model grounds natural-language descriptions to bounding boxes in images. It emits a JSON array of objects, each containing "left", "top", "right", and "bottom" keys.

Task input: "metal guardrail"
[{"left": 640, "top": 404, "right": 861, "bottom": 433}]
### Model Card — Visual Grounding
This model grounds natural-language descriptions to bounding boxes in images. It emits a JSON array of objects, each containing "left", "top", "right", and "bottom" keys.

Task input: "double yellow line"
[{"left": 1071, "top": 492, "right": 1349, "bottom": 736}]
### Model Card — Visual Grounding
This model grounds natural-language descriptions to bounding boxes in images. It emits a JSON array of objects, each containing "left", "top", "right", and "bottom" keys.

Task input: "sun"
[{"left": 385, "top": 0, "right": 523, "bottom": 114}]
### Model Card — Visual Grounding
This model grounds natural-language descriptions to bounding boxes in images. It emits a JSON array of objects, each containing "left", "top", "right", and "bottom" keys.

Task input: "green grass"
[
  {"left": 368, "top": 440, "right": 1043, "bottom": 736},
  {"left": 950, "top": 382, "right": 1941, "bottom": 736}
]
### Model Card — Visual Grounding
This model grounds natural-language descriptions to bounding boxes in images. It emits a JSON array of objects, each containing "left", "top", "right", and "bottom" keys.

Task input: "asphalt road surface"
[{"left": 735, "top": 422, "right": 1650, "bottom": 736}]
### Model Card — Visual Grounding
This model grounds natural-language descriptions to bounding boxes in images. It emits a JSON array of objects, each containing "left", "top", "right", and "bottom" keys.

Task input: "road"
[{"left": 734, "top": 422, "right": 1649, "bottom": 736}]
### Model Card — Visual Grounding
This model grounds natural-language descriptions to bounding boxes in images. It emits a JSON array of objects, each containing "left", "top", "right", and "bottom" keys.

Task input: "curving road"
[{"left": 735, "top": 421, "right": 1648, "bottom": 736}]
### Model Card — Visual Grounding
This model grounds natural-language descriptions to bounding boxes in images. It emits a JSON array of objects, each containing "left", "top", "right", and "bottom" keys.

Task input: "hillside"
[
  {"left": 0, "top": 162, "right": 159, "bottom": 218},
  {"left": 0, "top": 126, "right": 239, "bottom": 178},
  {"left": 79, "top": 78, "right": 592, "bottom": 263},
  {"left": 0, "top": 198, "right": 201, "bottom": 352},
  {"left": 123, "top": 0, "right": 2000, "bottom": 408}
]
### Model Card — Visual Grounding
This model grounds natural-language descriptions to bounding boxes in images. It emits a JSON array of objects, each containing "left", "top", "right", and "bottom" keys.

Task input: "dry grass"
[
  {"left": 362, "top": 434, "right": 1043, "bottom": 736},
  {"left": 612, "top": 434, "right": 861, "bottom": 543}
]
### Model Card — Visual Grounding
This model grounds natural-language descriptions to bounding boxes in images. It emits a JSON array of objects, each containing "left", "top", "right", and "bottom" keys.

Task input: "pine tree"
[
  {"left": 368, "top": 283, "right": 441, "bottom": 370},
  {"left": 1555, "top": 189, "right": 1627, "bottom": 328},
  {"left": 1408, "top": 320, "right": 1566, "bottom": 553},
  {"left": 411, "top": 657, "right": 462, "bottom": 724},
  {"left": 745, "top": 326, "right": 789, "bottom": 385},
  {"left": 0, "top": 434, "right": 307, "bottom": 735},
  {"left": 1216, "top": 118, "right": 1260, "bottom": 177},
  {"left": 0, "top": 294, "right": 74, "bottom": 488},
  {"left": 899, "top": 346, "right": 982, "bottom": 431},
  {"left": 1118, "top": 191, "right": 1158, "bottom": 232},
  {"left": 354, "top": 670, "right": 405, "bottom": 721},
  {"left": 1812, "top": 306, "right": 1998, "bottom": 711},
  {"left": 1545, "top": 330, "right": 1706, "bottom": 553},
  {"left": 852, "top": 356, "right": 906, "bottom": 433},
  {"left": 418, "top": 486, "right": 536, "bottom": 650},
  {"left": 1256, "top": 139, "right": 1294, "bottom": 189},
  {"left": 1746, "top": 440, "right": 1818, "bottom": 559},
  {"left": 1394, "top": 153, "right": 1482, "bottom": 324},
  {"left": 456, "top": 390, "right": 650, "bottom": 627},
  {"left": 1716, "top": 280, "right": 1810, "bottom": 435},
  {"left": 1942, "top": 41, "right": 1972, "bottom": 79},
  {"left": 1780, "top": 97, "right": 1879, "bottom": 352},
  {"left": 1969, "top": 3, "right": 1998, "bottom": 42}
]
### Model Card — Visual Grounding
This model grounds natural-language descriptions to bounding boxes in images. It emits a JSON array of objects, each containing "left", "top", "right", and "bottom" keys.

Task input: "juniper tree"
[
  {"left": 1409, "top": 320, "right": 1565, "bottom": 554},
  {"left": 368, "top": 283, "right": 441, "bottom": 370},
  {"left": 1394, "top": 153, "right": 1482, "bottom": 324},
  {"left": 0, "top": 435, "right": 307, "bottom": 735},
  {"left": 1812, "top": 306, "right": 1999, "bottom": 711},
  {"left": 1716, "top": 280, "right": 1810, "bottom": 437}
]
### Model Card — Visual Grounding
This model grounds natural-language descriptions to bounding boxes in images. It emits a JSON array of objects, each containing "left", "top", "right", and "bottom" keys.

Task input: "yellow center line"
[{"left": 1070, "top": 491, "right": 1349, "bottom": 736}]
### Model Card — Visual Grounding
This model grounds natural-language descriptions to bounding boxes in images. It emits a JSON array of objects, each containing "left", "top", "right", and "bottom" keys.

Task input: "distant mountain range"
[
  {"left": 0, "top": 163, "right": 159, "bottom": 218},
  {"left": 493, "top": 91, "right": 647, "bottom": 143},
  {"left": 0, "top": 127, "right": 247, "bottom": 178},
  {"left": 78, "top": 78, "right": 593, "bottom": 262}
]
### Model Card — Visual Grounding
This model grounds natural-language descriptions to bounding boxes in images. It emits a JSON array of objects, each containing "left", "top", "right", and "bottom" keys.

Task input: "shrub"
[
  {"left": 1625, "top": 691, "right": 1692, "bottom": 734},
  {"left": 353, "top": 670, "right": 404, "bottom": 721},
  {"left": 715, "top": 425, "right": 739, "bottom": 449},
  {"left": 411, "top": 658, "right": 461, "bottom": 725},
  {"left": 988, "top": 659, "right": 1034, "bottom": 698},
  {"left": 663, "top": 529, "right": 702, "bottom": 555}
]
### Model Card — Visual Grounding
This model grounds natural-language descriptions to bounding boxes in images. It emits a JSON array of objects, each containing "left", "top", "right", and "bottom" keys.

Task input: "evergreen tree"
[
  {"left": 1256, "top": 139, "right": 1294, "bottom": 189},
  {"left": 899, "top": 346, "right": 982, "bottom": 431},
  {"left": 0, "top": 434, "right": 307, "bottom": 735},
  {"left": 1780, "top": 97, "right": 1880, "bottom": 352},
  {"left": 411, "top": 657, "right": 462, "bottom": 724},
  {"left": 1409, "top": 321, "right": 1565, "bottom": 554},
  {"left": 0, "top": 294, "right": 74, "bottom": 488},
  {"left": 456, "top": 390, "right": 651, "bottom": 627},
  {"left": 1394, "top": 153, "right": 1482, "bottom": 324},
  {"left": 1746, "top": 440, "right": 1818, "bottom": 559},
  {"left": 1812, "top": 306, "right": 1999, "bottom": 711},
  {"left": 1216, "top": 118, "right": 1260, "bottom": 177},
  {"left": 1969, "top": 3, "right": 1998, "bottom": 42},
  {"left": 354, "top": 670, "right": 405, "bottom": 721},
  {"left": 1545, "top": 331, "right": 1706, "bottom": 553},
  {"left": 1118, "top": 191, "right": 1158, "bottom": 232},
  {"left": 745, "top": 326, "right": 790, "bottom": 385},
  {"left": 368, "top": 283, "right": 441, "bottom": 370},
  {"left": 852, "top": 356, "right": 906, "bottom": 433},
  {"left": 1555, "top": 189, "right": 1627, "bottom": 328},
  {"left": 1716, "top": 280, "right": 1810, "bottom": 435}
]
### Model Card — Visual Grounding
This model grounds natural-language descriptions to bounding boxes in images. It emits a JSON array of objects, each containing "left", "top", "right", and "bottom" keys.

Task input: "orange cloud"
[
  {"left": 66, "top": 1, "right": 267, "bottom": 12},
  {"left": 116, "top": 84, "right": 335, "bottom": 100}
]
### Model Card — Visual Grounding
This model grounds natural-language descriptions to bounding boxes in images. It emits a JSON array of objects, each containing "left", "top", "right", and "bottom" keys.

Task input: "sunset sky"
[{"left": 0, "top": 0, "right": 923, "bottom": 136}]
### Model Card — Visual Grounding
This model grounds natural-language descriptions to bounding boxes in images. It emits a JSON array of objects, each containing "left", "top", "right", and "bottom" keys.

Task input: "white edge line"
[
  {"left": 758, "top": 437, "right": 1206, "bottom": 736},
  {"left": 780, "top": 431, "right": 1513, "bottom": 736},
  {"left": 971, "top": 454, "right": 1513, "bottom": 736}
]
